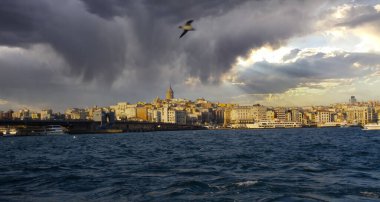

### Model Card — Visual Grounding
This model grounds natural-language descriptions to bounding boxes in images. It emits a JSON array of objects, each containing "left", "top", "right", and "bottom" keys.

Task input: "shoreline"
[{"left": 0, "top": 125, "right": 365, "bottom": 137}]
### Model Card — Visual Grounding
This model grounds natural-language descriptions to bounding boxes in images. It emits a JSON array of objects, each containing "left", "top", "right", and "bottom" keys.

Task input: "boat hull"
[{"left": 362, "top": 122, "right": 380, "bottom": 130}]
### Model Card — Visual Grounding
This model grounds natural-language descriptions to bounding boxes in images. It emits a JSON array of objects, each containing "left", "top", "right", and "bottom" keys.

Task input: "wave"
[{"left": 234, "top": 180, "right": 259, "bottom": 187}]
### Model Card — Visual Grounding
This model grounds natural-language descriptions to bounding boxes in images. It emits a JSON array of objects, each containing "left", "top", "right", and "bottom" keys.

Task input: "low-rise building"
[
  {"left": 160, "top": 107, "right": 187, "bottom": 124},
  {"left": 316, "top": 110, "right": 333, "bottom": 124},
  {"left": 230, "top": 106, "right": 254, "bottom": 124},
  {"left": 40, "top": 109, "right": 53, "bottom": 120},
  {"left": 93, "top": 109, "right": 115, "bottom": 126},
  {"left": 346, "top": 106, "right": 376, "bottom": 125},
  {"left": 65, "top": 108, "right": 87, "bottom": 120}
]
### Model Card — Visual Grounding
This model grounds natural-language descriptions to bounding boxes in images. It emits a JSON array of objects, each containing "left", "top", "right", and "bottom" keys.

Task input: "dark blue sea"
[{"left": 1, "top": 128, "right": 380, "bottom": 201}]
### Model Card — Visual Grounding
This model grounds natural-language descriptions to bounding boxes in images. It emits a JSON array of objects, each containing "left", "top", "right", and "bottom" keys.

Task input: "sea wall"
[{"left": 0, "top": 120, "right": 206, "bottom": 136}]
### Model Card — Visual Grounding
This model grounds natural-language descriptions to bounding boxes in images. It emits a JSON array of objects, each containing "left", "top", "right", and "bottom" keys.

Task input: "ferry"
[
  {"left": 317, "top": 122, "right": 339, "bottom": 128},
  {"left": 246, "top": 121, "right": 302, "bottom": 129},
  {"left": 45, "top": 125, "right": 67, "bottom": 135},
  {"left": 362, "top": 121, "right": 380, "bottom": 131}
]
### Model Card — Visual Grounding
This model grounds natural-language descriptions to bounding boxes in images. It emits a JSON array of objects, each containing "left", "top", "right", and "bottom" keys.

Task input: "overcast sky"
[{"left": 1, "top": 0, "right": 380, "bottom": 112}]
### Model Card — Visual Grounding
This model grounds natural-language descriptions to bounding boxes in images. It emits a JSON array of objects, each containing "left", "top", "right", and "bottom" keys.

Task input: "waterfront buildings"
[
  {"left": 65, "top": 108, "right": 87, "bottom": 120},
  {"left": 40, "top": 109, "right": 53, "bottom": 120},
  {"left": 274, "top": 107, "right": 286, "bottom": 122},
  {"left": 345, "top": 106, "right": 376, "bottom": 125},
  {"left": 230, "top": 106, "right": 254, "bottom": 124},
  {"left": 93, "top": 109, "right": 115, "bottom": 127},
  {"left": 160, "top": 107, "right": 187, "bottom": 124},
  {"left": 316, "top": 110, "right": 333, "bottom": 124},
  {"left": 1, "top": 91, "right": 379, "bottom": 128},
  {"left": 0, "top": 110, "right": 13, "bottom": 120}
]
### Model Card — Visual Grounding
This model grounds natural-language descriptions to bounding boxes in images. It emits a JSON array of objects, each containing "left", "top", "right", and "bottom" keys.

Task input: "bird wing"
[
  {"left": 179, "top": 30, "right": 188, "bottom": 38},
  {"left": 185, "top": 20, "right": 193, "bottom": 25}
]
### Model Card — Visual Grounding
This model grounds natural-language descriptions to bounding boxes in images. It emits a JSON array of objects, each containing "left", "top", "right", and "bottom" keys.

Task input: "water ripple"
[{"left": 1, "top": 128, "right": 380, "bottom": 201}]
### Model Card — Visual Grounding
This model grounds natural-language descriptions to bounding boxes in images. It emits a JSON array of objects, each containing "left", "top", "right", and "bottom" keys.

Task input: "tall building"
[
  {"left": 166, "top": 84, "right": 174, "bottom": 100},
  {"left": 290, "top": 109, "right": 303, "bottom": 123},
  {"left": 213, "top": 108, "right": 225, "bottom": 124},
  {"left": 223, "top": 108, "right": 232, "bottom": 126},
  {"left": 136, "top": 107, "right": 148, "bottom": 121},
  {"left": 251, "top": 105, "right": 267, "bottom": 122},
  {"left": 266, "top": 110, "right": 275, "bottom": 122},
  {"left": 274, "top": 107, "right": 286, "bottom": 122},
  {"left": 349, "top": 96, "right": 357, "bottom": 104}
]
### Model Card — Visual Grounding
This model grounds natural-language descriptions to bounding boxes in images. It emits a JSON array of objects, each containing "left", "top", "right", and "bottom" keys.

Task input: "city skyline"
[
  {"left": 1, "top": 86, "right": 378, "bottom": 115},
  {"left": 2, "top": 88, "right": 379, "bottom": 129},
  {"left": 0, "top": 83, "right": 378, "bottom": 113},
  {"left": 1, "top": 0, "right": 380, "bottom": 111}
]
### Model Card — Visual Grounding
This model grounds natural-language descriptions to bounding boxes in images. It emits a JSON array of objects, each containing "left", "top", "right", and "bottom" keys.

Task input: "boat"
[
  {"left": 246, "top": 121, "right": 302, "bottom": 129},
  {"left": 317, "top": 122, "right": 339, "bottom": 127},
  {"left": 2, "top": 128, "right": 18, "bottom": 136},
  {"left": 362, "top": 121, "right": 380, "bottom": 130},
  {"left": 45, "top": 125, "right": 67, "bottom": 135}
]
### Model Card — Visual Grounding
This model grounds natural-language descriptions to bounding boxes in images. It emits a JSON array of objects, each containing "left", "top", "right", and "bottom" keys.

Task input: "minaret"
[{"left": 166, "top": 84, "right": 174, "bottom": 100}]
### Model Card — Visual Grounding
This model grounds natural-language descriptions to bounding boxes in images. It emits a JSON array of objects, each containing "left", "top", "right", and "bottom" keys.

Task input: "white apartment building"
[
  {"left": 266, "top": 110, "right": 275, "bottom": 122},
  {"left": 151, "top": 109, "right": 162, "bottom": 122},
  {"left": 346, "top": 106, "right": 376, "bottom": 124},
  {"left": 251, "top": 105, "right": 267, "bottom": 122},
  {"left": 160, "top": 107, "right": 187, "bottom": 124},
  {"left": 315, "top": 111, "right": 332, "bottom": 124},
  {"left": 110, "top": 102, "right": 137, "bottom": 120},
  {"left": 230, "top": 106, "right": 254, "bottom": 124},
  {"left": 230, "top": 105, "right": 268, "bottom": 124}
]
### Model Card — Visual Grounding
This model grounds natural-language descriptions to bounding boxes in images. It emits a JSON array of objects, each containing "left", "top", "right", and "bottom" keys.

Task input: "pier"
[{"left": 0, "top": 120, "right": 206, "bottom": 136}]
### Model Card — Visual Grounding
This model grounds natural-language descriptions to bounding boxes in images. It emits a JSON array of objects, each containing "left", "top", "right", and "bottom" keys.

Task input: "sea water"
[{"left": 1, "top": 128, "right": 380, "bottom": 201}]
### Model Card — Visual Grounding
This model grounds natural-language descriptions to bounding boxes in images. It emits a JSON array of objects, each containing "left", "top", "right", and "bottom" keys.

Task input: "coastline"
[{"left": 0, "top": 123, "right": 367, "bottom": 137}]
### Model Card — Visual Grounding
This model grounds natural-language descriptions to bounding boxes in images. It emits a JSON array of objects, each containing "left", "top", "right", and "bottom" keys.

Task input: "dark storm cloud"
[
  {"left": 0, "top": 0, "right": 126, "bottom": 83},
  {"left": 236, "top": 51, "right": 380, "bottom": 93},
  {"left": 0, "top": 0, "right": 330, "bottom": 85},
  {"left": 0, "top": 50, "right": 71, "bottom": 110},
  {"left": 336, "top": 4, "right": 380, "bottom": 28},
  {"left": 0, "top": 1, "right": 46, "bottom": 46},
  {"left": 0, "top": 51, "right": 128, "bottom": 111},
  {"left": 81, "top": 0, "right": 330, "bottom": 84},
  {"left": 338, "top": 13, "right": 380, "bottom": 27},
  {"left": 79, "top": 0, "right": 257, "bottom": 83},
  {"left": 1, "top": 0, "right": 348, "bottom": 110},
  {"left": 81, "top": 0, "right": 248, "bottom": 21}
]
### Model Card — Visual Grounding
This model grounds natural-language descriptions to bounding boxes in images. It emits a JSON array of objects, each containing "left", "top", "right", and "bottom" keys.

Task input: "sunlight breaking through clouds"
[
  {"left": 0, "top": 99, "right": 8, "bottom": 105},
  {"left": 0, "top": 0, "right": 380, "bottom": 110}
]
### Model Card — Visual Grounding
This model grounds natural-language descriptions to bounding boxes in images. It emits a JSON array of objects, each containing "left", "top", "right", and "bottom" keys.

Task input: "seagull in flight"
[{"left": 179, "top": 20, "right": 195, "bottom": 38}]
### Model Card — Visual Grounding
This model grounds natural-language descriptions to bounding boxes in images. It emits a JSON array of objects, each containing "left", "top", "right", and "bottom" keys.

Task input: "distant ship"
[
  {"left": 362, "top": 121, "right": 380, "bottom": 130},
  {"left": 2, "top": 128, "right": 18, "bottom": 136},
  {"left": 45, "top": 125, "right": 67, "bottom": 135},
  {"left": 245, "top": 121, "right": 302, "bottom": 129}
]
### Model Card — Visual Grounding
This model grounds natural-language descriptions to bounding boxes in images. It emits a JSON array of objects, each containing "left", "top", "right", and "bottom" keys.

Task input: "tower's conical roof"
[{"left": 166, "top": 83, "right": 174, "bottom": 99}]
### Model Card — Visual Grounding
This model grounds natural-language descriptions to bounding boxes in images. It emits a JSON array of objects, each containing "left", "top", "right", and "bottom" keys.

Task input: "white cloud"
[
  {"left": 0, "top": 99, "right": 8, "bottom": 105},
  {"left": 374, "top": 4, "right": 380, "bottom": 12},
  {"left": 184, "top": 77, "right": 201, "bottom": 88}
]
